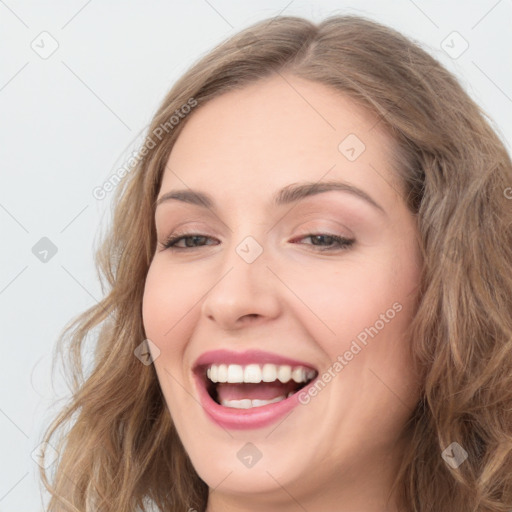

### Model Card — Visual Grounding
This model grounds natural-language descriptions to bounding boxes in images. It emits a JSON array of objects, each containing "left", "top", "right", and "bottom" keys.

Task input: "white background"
[{"left": 0, "top": 1, "right": 511, "bottom": 510}]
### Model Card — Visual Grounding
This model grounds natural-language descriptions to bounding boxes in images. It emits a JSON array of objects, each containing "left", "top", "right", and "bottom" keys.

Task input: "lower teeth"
[{"left": 220, "top": 391, "right": 294, "bottom": 409}]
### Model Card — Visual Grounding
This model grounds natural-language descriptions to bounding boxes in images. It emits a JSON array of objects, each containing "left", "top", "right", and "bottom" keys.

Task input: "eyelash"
[{"left": 160, "top": 232, "right": 355, "bottom": 252}]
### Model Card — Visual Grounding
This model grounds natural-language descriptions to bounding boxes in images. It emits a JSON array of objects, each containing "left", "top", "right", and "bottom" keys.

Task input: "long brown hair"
[{"left": 40, "top": 14, "right": 512, "bottom": 511}]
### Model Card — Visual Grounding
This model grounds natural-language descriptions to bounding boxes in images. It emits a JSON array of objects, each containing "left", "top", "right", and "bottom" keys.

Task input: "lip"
[{"left": 192, "top": 349, "right": 318, "bottom": 430}]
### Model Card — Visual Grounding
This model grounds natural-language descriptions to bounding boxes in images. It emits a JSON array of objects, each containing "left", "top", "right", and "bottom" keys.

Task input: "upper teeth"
[{"left": 206, "top": 363, "right": 315, "bottom": 384}]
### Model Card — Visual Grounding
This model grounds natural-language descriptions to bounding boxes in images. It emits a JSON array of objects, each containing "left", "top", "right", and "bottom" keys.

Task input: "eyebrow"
[{"left": 155, "top": 180, "right": 386, "bottom": 216}]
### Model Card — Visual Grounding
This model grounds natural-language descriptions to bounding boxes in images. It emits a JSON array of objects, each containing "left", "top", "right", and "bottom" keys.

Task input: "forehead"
[{"left": 160, "top": 75, "right": 400, "bottom": 209}]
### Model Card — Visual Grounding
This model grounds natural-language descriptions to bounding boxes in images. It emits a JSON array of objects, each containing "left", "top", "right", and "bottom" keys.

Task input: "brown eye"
[
  {"left": 161, "top": 233, "right": 219, "bottom": 250},
  {"left": 292, "top": 233, "right": 355, "bottom": 252}
]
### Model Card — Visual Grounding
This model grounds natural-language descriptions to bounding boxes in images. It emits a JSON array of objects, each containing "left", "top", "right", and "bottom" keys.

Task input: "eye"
[
  {"left": 160, "top": 233, "right": 218, "bottom": 250},
  {"left": 159, "top": 232, "right": 355, "bottom": 253},
  {"left": 291, "top": 233, "right": 355, "bottom": 252}
]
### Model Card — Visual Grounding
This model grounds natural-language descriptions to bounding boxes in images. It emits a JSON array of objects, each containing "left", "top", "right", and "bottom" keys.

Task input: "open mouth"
[{"left": 198, "top": 363, "right": 318, "bottom": 409}]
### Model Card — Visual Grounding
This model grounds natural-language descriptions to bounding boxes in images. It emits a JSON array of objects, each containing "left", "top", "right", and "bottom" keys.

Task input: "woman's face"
[{"left": 142, "top": 75, "right": 423, "bottom": 510}]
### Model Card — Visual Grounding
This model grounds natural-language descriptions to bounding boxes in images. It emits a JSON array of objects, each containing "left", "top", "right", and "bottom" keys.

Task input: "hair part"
[{"left": 40, "top": 14, "right": 512, "bottom": 512}]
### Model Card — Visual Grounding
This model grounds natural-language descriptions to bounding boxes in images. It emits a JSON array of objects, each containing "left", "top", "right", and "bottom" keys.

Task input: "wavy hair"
[{"left": 40, "top": 14, "right": 512, "bottom": 512}]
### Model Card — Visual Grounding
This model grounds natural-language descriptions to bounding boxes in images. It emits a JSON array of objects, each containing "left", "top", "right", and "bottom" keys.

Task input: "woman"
[{"left": 40, "top": 14, "right": 512, "bottom": 512}]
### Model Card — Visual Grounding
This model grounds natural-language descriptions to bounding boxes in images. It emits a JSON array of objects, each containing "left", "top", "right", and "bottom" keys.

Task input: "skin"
[{"left": 142, "top": 74, "right": 423, "bottom": 512}]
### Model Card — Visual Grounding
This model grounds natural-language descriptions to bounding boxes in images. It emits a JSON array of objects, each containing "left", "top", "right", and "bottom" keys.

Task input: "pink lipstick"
[{"left": 192, "top": 349, "right": 318, "bottom": 430}]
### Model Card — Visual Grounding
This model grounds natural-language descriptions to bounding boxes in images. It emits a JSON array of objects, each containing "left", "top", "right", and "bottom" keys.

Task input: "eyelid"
[
  {"left": 293, "top": 219, "right": 354, "bottom": 239},
  {"left": 158, "top": 216, "right": 357, "bottom": 252}
]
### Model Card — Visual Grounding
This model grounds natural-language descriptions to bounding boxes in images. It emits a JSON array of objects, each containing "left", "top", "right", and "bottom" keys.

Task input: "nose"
[{"left": 200, "top": 237, "right": 282, "bottom": 331}]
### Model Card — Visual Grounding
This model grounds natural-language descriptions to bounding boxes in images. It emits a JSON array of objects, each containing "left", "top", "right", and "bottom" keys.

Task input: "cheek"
[
  {"left": 285, "top": 255, "right": 404, "bottom": 346},
  {"left": 141, "top": 261, "right": 202, "bottom": 359},
  {"left": 292, "top": 250, "right": 420, "bottom": 399}
]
